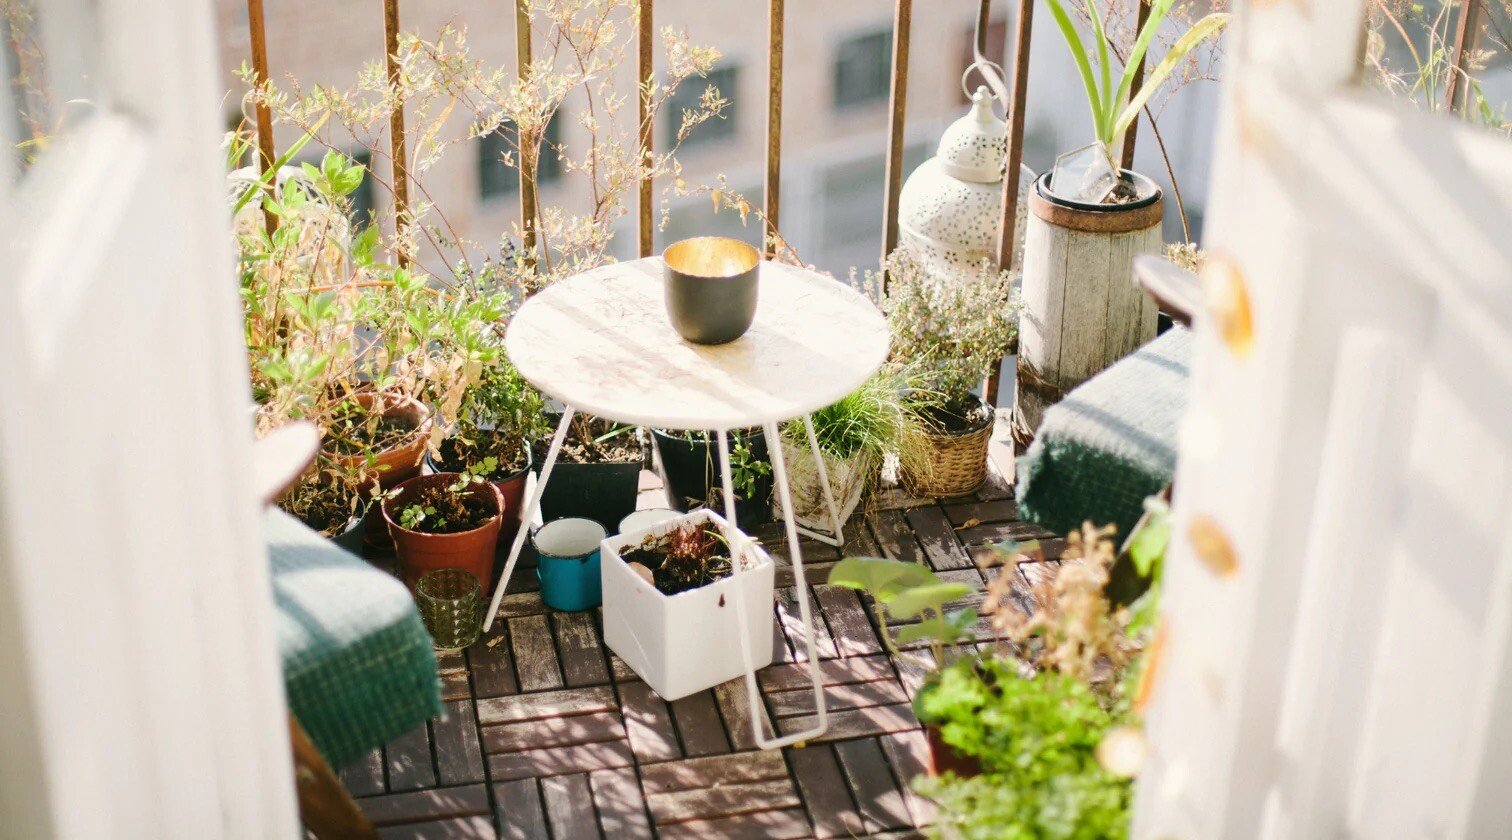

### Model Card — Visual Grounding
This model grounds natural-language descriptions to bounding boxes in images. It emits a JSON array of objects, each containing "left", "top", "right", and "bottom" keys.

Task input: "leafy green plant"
[
  {"left": 914, "top": 659, "right": 1132, "bottom": 840},
  {"left": 1044, "top": 0, "right": 1230, "bottom": 161},
  {"left": 390, "top": 474, "right": 491, "bottom": 534},
  {"left": 826, "top": 557, "right": 977, "bottom": 667},
  {"left": 728, "top": 437, "right": 771, "bottom": 500},
  {"left": 782, "top": 368, "right": 910, "bottom": 463},
  {"left": 864, "top": 250, "right": 1018, "bottom": 426}
]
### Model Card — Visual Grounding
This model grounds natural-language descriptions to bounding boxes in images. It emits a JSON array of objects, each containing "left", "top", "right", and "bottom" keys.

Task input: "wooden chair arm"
[
  {"left": 253, "top": 421, "right": 321, "bottom": 505},
  {"left": 1133, "top": 255, "right": 1202, "bottom": 327}
]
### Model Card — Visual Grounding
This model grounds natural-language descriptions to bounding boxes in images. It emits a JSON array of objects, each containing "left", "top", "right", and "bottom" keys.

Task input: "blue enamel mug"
[{"left": 533, "top": 517, "right": 607, "bottom": 612}]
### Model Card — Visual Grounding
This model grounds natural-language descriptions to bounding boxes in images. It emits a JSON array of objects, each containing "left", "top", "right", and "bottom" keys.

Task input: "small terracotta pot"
[
  {"left": 328, "top": 392, "right": 433, "bottom": 489},
  {"left": 924, "top": 724, "right": 984, "bottom": 778},
  {"left": 425, "top": 445, "right": 534, "bottom": 552},
  {"left": 383, "top": 474, "right": 504, "bottom": 595}
]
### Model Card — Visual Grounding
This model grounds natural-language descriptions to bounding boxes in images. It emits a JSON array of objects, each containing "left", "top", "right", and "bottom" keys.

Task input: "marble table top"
[{"left": 505, "top": 257, "right": 889, "bottom": 431}]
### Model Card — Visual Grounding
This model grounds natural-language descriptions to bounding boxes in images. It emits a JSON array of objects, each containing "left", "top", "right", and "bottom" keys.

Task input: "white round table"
[{"left": 484, "top": 256, "right": 890, "bottom": 750}]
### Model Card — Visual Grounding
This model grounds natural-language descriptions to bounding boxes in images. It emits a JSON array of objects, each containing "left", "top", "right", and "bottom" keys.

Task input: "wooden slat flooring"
[{"left": 343, "top": 438, "right": 1045, "bottom": 838}]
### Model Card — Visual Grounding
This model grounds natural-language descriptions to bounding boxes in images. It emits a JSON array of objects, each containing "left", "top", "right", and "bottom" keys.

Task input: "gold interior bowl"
[{"left": 662, "top": 236, "right": 761, "bottom": 345}]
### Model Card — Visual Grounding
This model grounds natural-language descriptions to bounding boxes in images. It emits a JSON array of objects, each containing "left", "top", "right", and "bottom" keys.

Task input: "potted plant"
[
  {"left": 778, "top": 369, "right": 909, "bottom": 536},
  {"left": 276, "top": 459, "right": 375, "bottom": 555},
  {"left": 601, "top": 509, "right": 775, "bottom": 700},
  {"left": 427, "top": 360, "right": 548, "bottom": 549},
  {"left": 382, "top": 473, "right": 505, "bottom": 595},
  {"left": 871, "top": 251, "right": 1018, "bottom": 497},
  {"left": 826, "top": 556, "right": 983, "bottom": 774},
  {"left": 324, "top": 391, "right": 433, "bottom": 489},
  {"left": 1016, "top": 0, "right": 1229, "bottom": 442},
  {"left": 651, "top": 427, "right": 773, "bottom": 530},
  {"left": 534, "top": 413, "right": 647, "bottom": 533},
  {"left": 907, "top": 520, "right": 1165, "bottom": 837}
]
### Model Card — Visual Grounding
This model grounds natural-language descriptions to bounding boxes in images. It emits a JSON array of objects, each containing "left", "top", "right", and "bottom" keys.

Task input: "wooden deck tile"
[
  {"left": 879, "top": 729, "right": 938, "bottom": 828},
  {"left": 376, "top": 816, "right": 497, "bottom": 839},
  {"left": 385, "top": 724, "right": 436, "bottom": 792},
  {"left": 714, "top": 678, "right": 774, "bottom": 751},
  {"left": 777, "top": 586, "right": 839, "bottom": 661},
  {"left": 482, "top": 709, "right": 625, "bottom": 753},
  {"left": 942, "top": 498, "right": 1019, "bottom": 527},
  {"left": 492, "top": 779, "right": 548, "bottom": 840},
  {"left": 553, "top": 611, "right": 610, "bottom": 687},
  {"left": 477, "top": 685, "right": 617, "bottom": 725},
  {"left": 618, "top": 679, "right": 682, "bottom": 762},
  {"left": 487, "top": 738, "right": 635, "bottom": 781},
  {"left": 340, "top": 749, "right": 386, "bottom": 797},
  {"left": 778, "top": 702, "right": 917, "bottom": 744},
  {"left": 768, "top": 676, "right": 908, "bottom": 718},
  {"left": 759, "top": 652, "right": 896, "bottom": 693},
  {"left": 432, "top": 700, "right": 486, "bottom": 786},
  {"left": 639, "top": 749, "right": 789, "bottom": 792},
  {"left": 361, "top": 783, "right": 491, "bottom": 826},
  {"left": 814, "top": 586, "right": 883, "bottom": 657},
  {"left": 668, "top": 691, "right": 730, "bottom": 757},
  {"left": 867, "top": 509, "right": 928, "bottom": 565},
  {"left": 542, "top": 773, "right": 602, "bottom": 838},
  {"left": 589, "top": 766, "right": 654, "bottom": 837},
  {"left": 788, "top": 745, "right": 867, "bottom": 838},
  {"left": 508, "top": 615, "right": 563, "bottom": 691},
  {"left": 835, "top": 738, "right": 912, "bottom": 833},
  {"left": 904, "top": 506, "right": 977, "bottom": 571},
  {"left": 647, "top": 778, "right": 801, "bottom": 824},
  {"left": 436, "top": 652, "right": 471, "bottom": 702},
  {"left": 466, "top": 628, "right": 519, "bottom": 698},
  {"left": 656, "top": 808, "right": 812, "bottom": 839}
]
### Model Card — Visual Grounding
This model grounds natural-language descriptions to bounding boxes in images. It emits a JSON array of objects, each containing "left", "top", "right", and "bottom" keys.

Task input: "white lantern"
[{"left": 897, "top": 85, "right": 1033, "bottom": 280}]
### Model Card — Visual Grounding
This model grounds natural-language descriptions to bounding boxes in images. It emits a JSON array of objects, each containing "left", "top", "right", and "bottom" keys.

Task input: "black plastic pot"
[
  {"left": 534, "top": 414, "right": 646, "bottom": 533},
  {"left": 330, "top": 511, "right": 367, "bottom": 556},
  {"left": 651, "top": 428, "right": 773, "bottom": 530}
]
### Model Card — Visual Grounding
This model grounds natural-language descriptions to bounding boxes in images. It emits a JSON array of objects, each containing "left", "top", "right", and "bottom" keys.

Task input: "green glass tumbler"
[{"left": 416, "top": 568, "right": 483, "bottom": 653}]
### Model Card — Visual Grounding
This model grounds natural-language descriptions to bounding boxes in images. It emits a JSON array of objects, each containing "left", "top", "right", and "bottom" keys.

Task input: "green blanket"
[
  {"left": 1016, "top": 327, "right": 1190, "bottom": 541},
  {"left": 265, "top": 509, "right": 441, "bottom": 768}
]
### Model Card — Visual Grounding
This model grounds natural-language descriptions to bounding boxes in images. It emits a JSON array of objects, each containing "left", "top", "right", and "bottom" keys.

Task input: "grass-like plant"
[
  {"left": 1045, "top": 0, "right": 1229, "bottom": 163},
  {"left": 783, "top": 368, "right": 909, "bottom": 464}
]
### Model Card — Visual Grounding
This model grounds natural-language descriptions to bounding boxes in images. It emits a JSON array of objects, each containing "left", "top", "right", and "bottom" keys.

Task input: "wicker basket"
[{"left": 902, "top": 405, "right": 995, "bottom": 497}]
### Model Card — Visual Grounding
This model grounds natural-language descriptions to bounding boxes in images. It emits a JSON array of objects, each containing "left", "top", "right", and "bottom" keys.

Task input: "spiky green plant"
[{"left": 1044, "top": 0, "right": 1230, "bottom": 161}]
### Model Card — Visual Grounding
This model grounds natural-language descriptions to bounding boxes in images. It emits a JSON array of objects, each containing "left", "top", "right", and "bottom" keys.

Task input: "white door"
[
  {"left": 0, "top": 0, "right": 297, "bottom": 837},
  {"left": 1134, "top": 2, "right": 1512, "bottom": 838}
]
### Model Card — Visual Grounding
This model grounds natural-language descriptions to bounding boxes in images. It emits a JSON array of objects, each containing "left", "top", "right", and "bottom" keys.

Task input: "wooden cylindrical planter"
[{"left": 1014, "top": 171, "right": 1164, "bottom": 446}]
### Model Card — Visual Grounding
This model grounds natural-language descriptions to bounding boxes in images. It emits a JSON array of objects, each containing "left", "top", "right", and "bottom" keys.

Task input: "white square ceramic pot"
[{"left": 601, "top": 508, "right": 776, "bottom": 701}]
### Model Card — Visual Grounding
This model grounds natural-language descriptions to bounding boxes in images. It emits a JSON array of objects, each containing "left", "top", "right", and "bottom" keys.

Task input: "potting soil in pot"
[{"left": 619, "top": 521, "right": 733, "bottom": 596}]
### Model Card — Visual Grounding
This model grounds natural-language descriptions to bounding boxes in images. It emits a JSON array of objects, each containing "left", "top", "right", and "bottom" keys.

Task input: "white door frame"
[
  {"left": 0, "top": 0, "right": 298, "bottom": 836},
  {"left": 1134, "top": 2, "right": 1512, "bottom": 839}
]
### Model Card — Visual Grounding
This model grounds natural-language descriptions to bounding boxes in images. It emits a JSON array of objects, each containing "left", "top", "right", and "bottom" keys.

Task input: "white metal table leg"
[
  {"left": 791, "top": 414, "right": 847, "bottom": 547},
  {"left": 718, "top": 426, "right": 829, "bottom": 750},
  {"left": 482, "top": 406, "right": 575, "bottom": 632}
]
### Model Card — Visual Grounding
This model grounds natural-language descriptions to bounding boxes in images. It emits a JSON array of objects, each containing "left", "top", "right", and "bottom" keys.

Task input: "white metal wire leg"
[
  {"left": 721, "top": 425, "right": 829, "bottom": 749},
  {"left": 792, "top": 413, "right": 846, "bottom": 547},
  {"left": 482, "top": 406, "right": 575, "bottom": 632}
]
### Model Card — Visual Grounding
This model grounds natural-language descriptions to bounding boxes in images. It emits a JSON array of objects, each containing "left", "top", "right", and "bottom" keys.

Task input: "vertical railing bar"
[
  {"left": 515, "top": 1, "right": 538, "bottom": 270},
  {"left": 1119, "top": 0, "right": 1152, "bottom": 170},
  {"left": 637, "top": 0, "right": 654, "bottom": 259},
  {"left": 763, "top": 0, "right": 785, "bottom": 258},
  {"left": 1445, "top": 0, "right": 1483, "bottom": 115},
  {"left": 246, "top": 0, "right": 278, "bottom": 235},
  {"left": 985, "top": 0, "right": 1034, "bottom": 410},
  {"left": 880, "top": 0, "right": 913, "bottom": 273},
  {"left": 382, "top": 0, "right": 410, "bottom": 267}
]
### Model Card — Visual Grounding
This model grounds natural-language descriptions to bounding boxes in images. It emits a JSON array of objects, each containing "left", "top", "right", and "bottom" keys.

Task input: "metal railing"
[{"left": 240, "top": 0, "right": 1497, "bottom": 285}]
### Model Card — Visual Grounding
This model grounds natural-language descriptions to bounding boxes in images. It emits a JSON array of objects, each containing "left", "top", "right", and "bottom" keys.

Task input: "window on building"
[
  {"left": 478, "top": 115, "right": 565, "bottom": 201},
  {"left": 348, "top": 149, "right": 376, "bottom": 228},
  {"left": 833, "top": 30, "right": 892, "bottom": 109},
  {"left": 663, "top": 65, "right": 738, "bottom": 149}
]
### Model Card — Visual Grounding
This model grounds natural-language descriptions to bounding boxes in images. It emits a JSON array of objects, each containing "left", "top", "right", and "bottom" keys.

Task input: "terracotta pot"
[
  {"left": 425, "top": 444, "right": 534, "bottom": 552},
  {"left": 327, "top": 392, "right": 432, "bottom": 489},
  {"left": 924, "top": 724, "right": 984, "bottom": 778},
  {"left": 382, "top": 474, "right": 504, "bottom": 595}
]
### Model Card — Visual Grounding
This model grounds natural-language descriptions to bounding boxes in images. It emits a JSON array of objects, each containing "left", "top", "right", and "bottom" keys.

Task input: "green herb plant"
[
  {"left": 1045, "top": 0, "right": 1230, "bottom": 164},
  {"left": 826, "top": 557, "right": 979, "bottom": 670},
  {"left": 391, "top": 473, "right": 490, "bottom": 535}
]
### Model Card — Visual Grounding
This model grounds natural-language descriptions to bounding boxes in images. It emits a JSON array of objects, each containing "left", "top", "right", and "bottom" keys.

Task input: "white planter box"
[{"left": 601, "top": 509, "right": 775, "bottom": 700}]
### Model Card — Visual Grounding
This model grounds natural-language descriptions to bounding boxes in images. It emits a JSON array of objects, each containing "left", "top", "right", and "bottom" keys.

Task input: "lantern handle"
[{"left": 961, "top": 58, "right": 1011, "bottom": 118}]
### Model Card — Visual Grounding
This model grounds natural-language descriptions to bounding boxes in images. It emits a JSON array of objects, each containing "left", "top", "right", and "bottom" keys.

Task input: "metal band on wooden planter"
[{"left": 1028, "top": 171, "right": 1164, "bottom": 233}]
